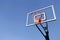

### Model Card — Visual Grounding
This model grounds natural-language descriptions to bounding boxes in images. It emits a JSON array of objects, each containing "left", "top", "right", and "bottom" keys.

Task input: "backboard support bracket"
[{"left": 35, "top": 22, "right": 50, "bottom": 40}]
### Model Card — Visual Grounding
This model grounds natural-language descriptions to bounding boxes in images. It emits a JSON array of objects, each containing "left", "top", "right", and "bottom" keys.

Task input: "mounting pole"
[
  {"left": 35, "top": 24, "right": 45, "bottom": 38},
  {"left": 45, "top": 22, "right": 49, "bottom": 40},
  {"left": 35, "top": 22, "right": 50, "bottom": 40}
]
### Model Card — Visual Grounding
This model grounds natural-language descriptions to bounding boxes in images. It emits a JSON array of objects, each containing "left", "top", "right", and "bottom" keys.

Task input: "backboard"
[{"left": 26, "top": 5, "right": 56, "bottom": 26}]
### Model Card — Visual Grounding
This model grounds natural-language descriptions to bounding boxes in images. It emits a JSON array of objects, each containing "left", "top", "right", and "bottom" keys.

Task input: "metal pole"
[
  {"left": 35, "top": 22, "right": 50, "bottom": 40},
  {"left": 45, "top": 22, "right": 49, "bottom": 40},
  {"left": 45, "top": 31, "right": 49, "bottom": 40},
  {"left": 35, "top": 24, "right": 45, "bottom": 38}
]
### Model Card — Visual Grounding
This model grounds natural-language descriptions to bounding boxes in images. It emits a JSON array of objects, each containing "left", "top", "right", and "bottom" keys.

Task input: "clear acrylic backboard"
[{"left": 26, "top": 5, "right": 56, "bottom": 26}]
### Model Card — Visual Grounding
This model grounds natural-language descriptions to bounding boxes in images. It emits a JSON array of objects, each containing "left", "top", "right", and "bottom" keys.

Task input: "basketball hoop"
[
  {"left": 33, "top": 15, "right": 42, "bottom": 24},
  {"left": 38, "top": 18, "right": 42, "bottom": 23}
]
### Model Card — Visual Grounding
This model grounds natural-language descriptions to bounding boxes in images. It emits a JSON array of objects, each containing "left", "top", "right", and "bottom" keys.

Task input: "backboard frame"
[{"left": 26, "top": 5, "right": 56, "bottom": 26}]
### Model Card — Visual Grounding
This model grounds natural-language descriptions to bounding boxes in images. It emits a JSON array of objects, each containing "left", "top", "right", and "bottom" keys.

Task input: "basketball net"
[{"left": 33, "top": 17, "right": 42, "bottom": 24}]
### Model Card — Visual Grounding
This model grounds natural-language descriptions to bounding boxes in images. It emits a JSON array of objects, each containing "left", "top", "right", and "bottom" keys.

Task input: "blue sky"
[{"left": 0, "top": 0, "right": 60, "bottom": 40}]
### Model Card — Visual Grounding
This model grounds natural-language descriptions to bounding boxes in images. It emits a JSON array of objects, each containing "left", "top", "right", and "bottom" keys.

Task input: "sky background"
[{"left": 0, "top": 0, "right": 60, "bottom": 40}]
